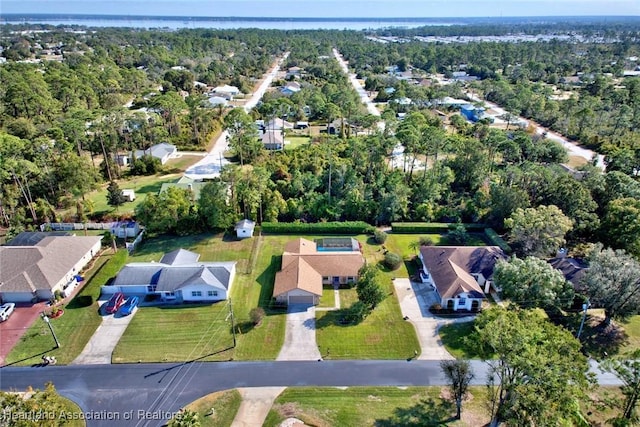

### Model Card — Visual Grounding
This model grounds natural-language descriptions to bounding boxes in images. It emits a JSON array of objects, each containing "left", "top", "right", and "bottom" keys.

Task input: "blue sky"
[{"left": 2, "top": 0, "right": 639, "bottom": 18}]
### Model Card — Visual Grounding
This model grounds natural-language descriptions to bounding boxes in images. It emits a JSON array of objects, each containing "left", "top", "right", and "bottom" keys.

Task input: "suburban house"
[
  {"left": 459, "top": 104, "right": 491, "bottom": 123},
  {"left": 107, "top": 249, "right": 236, "bottom": 302},
  {"left": 212, "top": 85, "right": 241, "bottom": 98},
  {"left": 265, "top": 118, "right": 294, "bottom": 132},
  {"left": 0, "top": 234, "right": 102, "bottom": 303},
  {"left": 261, "top": 130, "right": 285, "bottom": 150},
  {"left": 418, "top": 246, "right": 506, "bottom": 311},
  {"left": 280, "top": 81, "right": 301, "bottom": 95},
  {"left": 234, "top": 219, "right": 255, "bottom": 239},
  {"left": 160, "top": 176, "right": 208, "bottom": 200},
  {"left": 327, "top": 118, "right": 354, "bottom": 135},
  {"left": 549, "top": 255, "right": 588, "bottom": 291},
  {"left": 286, "top": 66, "right": 302, "bottom": 78},
  {"left": 273, "top": 238, "right": 364, "bottom": 305},
  {"left": 134, "top": 143, "right": 177, "bottom": 165},
  {"left": 207, "top": 96, "right": 229, "bottom": 107}
]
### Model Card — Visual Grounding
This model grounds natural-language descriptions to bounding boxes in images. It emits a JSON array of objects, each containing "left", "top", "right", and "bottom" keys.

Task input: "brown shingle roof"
[
  {"left": 419, "top": 246, "right": 505, "bottom": 299},
  {"left": 273, "top": 238, "right": 364, "bottom": 298},
  {"left": 0, "top": 236, "right": 102, "bottom": 294}
]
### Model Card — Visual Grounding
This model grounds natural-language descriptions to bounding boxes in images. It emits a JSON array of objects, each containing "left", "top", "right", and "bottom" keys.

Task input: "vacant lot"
[
  {"left": 5, "top": 249, "right": 128, "bottom": 366},
  {"left": 185, "top": 389, "right": 242, "bottom": 427},
  {"left": 264, "top": 386, "right": 490, "bottom": 427}
]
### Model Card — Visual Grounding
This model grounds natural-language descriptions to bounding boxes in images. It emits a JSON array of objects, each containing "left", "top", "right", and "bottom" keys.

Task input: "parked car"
[
  {"left": 0, "top": 303, "right": 15, "bottom": 322},
  {"left": 104, "top": 292, "right": 125, "bottom": 314},
  {"left": 119, "top": 296, "right": 139, "bottom": 316}
]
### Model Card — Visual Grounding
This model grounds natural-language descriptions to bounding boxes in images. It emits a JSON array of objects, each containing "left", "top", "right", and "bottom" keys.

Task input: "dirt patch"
[{"left": 272, "top": 403, "right": 330, "bottom": 427}]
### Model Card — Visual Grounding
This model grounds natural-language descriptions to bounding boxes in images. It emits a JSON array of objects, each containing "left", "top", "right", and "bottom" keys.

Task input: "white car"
[{"left": 0, "top": 303, "right": 16, "bottom": 322}]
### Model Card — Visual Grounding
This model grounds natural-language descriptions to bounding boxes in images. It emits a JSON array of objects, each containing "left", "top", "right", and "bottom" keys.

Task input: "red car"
[{"left": 104, "top": 292, "right": 125, "bottom": 314}]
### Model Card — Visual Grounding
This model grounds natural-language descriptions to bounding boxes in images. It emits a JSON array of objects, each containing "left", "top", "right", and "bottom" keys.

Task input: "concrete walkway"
[
  {"left": 393, "top": 279, "right": 475, "bottom": 360},
  {"left": 231, "top": 387, "right": 285, "bottom": 427},
  {"left": 71, "top": 302, "right": 137, "bottom": 365},
  {"left": 276, "top": 304, "right": 322, "bottom": 361}
]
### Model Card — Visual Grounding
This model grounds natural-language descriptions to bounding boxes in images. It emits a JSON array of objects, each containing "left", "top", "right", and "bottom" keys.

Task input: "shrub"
[
  {"left": 373, "top": 230, "right": 388, "bottom": 244},
  {"left": 384, "top": 252, "right": 403, "bottom": 270},
  {"left": 261, "top": 221, "right": 374, "bottom": 234},
  {"left": 419, "top": 236, "right": 435, "bottom": 246},
  {"left": 249, "top": 307, "right": 265, "bottom": 326},
  {"left": 484, "top": 228, "right": 512, "bottom": 253},
  {"left": 447, "top": 223, "right": 469, "bottom": 245},
  {"left": 345, "top": 301, "right": 370, "bottom": 324},
  {"left": 392, "top": 222, "right": 487, "bottom": 233}
]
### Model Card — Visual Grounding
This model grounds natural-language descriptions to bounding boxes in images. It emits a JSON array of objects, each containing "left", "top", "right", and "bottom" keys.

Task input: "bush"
[
  {"left": 261, "top": 221, "right": 374, "bottom": 234},
  {"left": 373, "top": 230, "right": 388, "bottom": 244},
  {"left": 344, "top": 301, "right": 370, "bottom": 324},
  {"left": 249, "top": 307, "right": 265, "bottom": 325},
  {"left": 392, "top": 222, "right": 487, "bottom": 233},
  {"left": 384, "top": 252, "right": 403, "bottom": 270},
  {"left": 419, "top": 236, "right": 435, "bottom": 246},
  {"left": 484, "top": 228, "right": 512, "bottom": 253}
]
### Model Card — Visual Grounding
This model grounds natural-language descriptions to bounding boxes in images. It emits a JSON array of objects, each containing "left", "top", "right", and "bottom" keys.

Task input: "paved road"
[
  {"left": 0, "top": 360, "right": 621, "bottom": 427},
  {"left": 184, "top": 52, "right": 289, "bottom": 180}
]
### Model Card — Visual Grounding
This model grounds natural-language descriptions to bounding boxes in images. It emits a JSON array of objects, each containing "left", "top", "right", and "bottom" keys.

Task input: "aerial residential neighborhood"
[{"left": 1, "top": 8, "right": 640, "bottom": 427}]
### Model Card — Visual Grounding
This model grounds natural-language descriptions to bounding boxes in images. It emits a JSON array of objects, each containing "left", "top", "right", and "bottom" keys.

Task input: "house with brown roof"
[
  {"left": 273, "top": 238, "right": 364, "bottom": 305},
  {"left": 418, "top": 246, "right": 505, "bottom": 311},
  {"left": 0, "top": 235, "right": 102, "bottom": 303}
]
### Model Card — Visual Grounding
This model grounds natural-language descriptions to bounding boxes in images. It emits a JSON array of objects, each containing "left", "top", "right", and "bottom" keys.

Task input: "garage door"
[{"left": 288, "top": 295, "right": 315, "bottom": 305}]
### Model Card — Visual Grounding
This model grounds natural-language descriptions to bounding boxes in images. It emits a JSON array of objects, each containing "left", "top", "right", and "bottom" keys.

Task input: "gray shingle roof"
[
  {"left": 0, "top": 236, "right": 102, "bottom": 294},
  {"left": 160, "top": 249, "right": 200, "bottom": 265},
  {"left": 6, "top": 231, "right": 72, "bottom": 246}
]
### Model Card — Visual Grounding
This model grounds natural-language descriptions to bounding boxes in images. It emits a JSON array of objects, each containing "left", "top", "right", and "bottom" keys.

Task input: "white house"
[
  {"left": 0, "top": 235, "right": 102, "bottom": 302},
  {"left": 418, "top": 246, "right": 505, "bottom": 311},
  {"left": 261, "top": 130, "right": 285, "bottom": 150},
  {"left": 106, "top": 249, "right": 236, "bottom": 303},
  {"left": 212, "top": 85, "right": 240, "bottom": 97},
  {"left": 134, "top": 143, "right": 177, "bottom": 165},
  {"left": 234, "top": 219, "right": 256, "bottom": 239},
  {"left": 207, "top": 96, "right": 229, "bottom": 107}
]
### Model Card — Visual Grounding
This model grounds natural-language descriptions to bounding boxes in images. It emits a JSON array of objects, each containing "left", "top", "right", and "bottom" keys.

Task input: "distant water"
[{"left": 1, "top": 15, "right": 460, "bottom": 30}]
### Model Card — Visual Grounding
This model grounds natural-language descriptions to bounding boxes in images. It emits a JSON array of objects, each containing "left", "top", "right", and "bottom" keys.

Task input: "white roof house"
[
  {"left": 213, "top": 85, "right": 240, "bottom": 95},
  {"left": 208, "top": 96, "right": 229, "bottom": 107},
  {"left": 134, "top": 143, "right": 177, "bottom": 165}
]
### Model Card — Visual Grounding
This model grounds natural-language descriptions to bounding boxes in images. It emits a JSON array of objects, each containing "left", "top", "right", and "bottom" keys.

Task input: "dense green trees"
[
  {"left": 474, "top": 308, "right": 591, "bottom": 427},
  {"left": 505, "top": 205, "right": 573, "bottom": 257},
  {"left": 356, "top": 264, "right": 386, "bottom": 310},
  {"left": 581, "top": 246, "right": 640, "bottom": 326},
  {"left": 494, "top": 256, "right": 574, "bottom": 309}
]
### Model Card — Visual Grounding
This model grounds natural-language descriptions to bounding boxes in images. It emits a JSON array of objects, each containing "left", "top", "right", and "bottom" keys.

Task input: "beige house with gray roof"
[{"left": 0, "top": 235, "right": 102, "bottom": 303}]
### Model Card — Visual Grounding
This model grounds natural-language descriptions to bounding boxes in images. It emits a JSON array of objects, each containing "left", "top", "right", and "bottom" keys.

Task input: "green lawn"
[
  {"left": 318, "top": 288, "right": 336, "bottom": 308},
  {"left": 163, "top": 154, "right": 205, "bottom": 173},
  {"left": 439, "top": 322, "right": 481, "bottom": 360},
  {"left": 620, "top": 315, "right": 640, "bottom": 354},
  {"left": 5, "top": 249, "right": 129, "bottom": 366},
  {"left": 285, "top": 136, "right": 311, "bottom": 150},
  {"left": 79, "top": 173, "right": 181, "bottom": 218},
  {"left": 184, "top": 389, "right": 242, "bottom": 427},
  {"left": 113, "top": 233, "right": 287, "bottom": 362},
  {"left": 263, "top": 387, "right": 490, "bottom": 427}
]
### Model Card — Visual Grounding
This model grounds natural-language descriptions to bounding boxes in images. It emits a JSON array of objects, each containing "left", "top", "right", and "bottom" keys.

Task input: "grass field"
[
  {"left": 184, "top": 389, "right": 242, "bottom": 427},
  {"left": 263, "top": 386, "right": 490, "bottom": 427},
  {"left": 113, "top": 233, "right": 287, "bottom": 362},
  {"left": 5, "top": 249, "right": 128, "bottom": 366},
  {"left": 78, "top": 173, "right": 181, "bottom": 218},
  {"left": 620, "top": 315, "right": 640, "bottom": 354},
  {"left": 285, "top": 136, "right": 311, "bottom": 150}
]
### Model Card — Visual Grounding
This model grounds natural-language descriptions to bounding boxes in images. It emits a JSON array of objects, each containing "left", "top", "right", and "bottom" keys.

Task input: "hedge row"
[
  {"left": 484, "top": 228, "right": 512, "bottom": 253},
  {"left": 391, "top": 222, "right": 488, "bottom": 233},
  {"left": 261, "top": 221, "right": 375, "bottom": 234}
]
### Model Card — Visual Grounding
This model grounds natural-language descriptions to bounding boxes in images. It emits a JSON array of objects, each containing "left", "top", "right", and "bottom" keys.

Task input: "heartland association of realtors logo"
[{"left": 1, "top": 409, "right": 184, "bottom": 421}]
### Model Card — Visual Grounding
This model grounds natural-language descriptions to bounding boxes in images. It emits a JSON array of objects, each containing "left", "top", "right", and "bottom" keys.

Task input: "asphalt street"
[{"left": 0, "top": 359, "right": 620, "bottom": 427}]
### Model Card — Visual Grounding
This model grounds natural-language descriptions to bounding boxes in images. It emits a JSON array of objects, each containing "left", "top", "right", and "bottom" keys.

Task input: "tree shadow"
[
  {"left": 552, "top": 312, "right": 628, "bottom": 357},
  {"left": 1, "top": 347, "right": 56, "bottom": 368},
  {"left": 255, "top": 255, "right": 287, "bottom": 316},
  {"left": 374, "top": 397, "right": 457, "bottom": 427}
]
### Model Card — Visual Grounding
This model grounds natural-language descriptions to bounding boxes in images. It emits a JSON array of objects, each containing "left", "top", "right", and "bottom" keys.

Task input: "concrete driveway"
[
  {"left": 394, "top": 278, "right": 475, "bottom": 360},
  {"left": 71, "top": 301, "right": 137, "bottom": 365},
  {"left": 276, "top": 304, "right": 321, "bottom": 361}
]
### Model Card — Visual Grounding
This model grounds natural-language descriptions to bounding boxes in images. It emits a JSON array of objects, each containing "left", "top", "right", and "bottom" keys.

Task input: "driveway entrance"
[{"left": 276, "top": 304, "right": 321, "bottom": 361}]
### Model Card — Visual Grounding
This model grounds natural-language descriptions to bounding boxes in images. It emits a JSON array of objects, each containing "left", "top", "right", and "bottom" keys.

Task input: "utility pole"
[
  {"left": 577, "top": 299, "right": 591, "bottom": 340},
  {"left": 228, "top": 299, "right": 236, "bottom": 347},
  {"left": 41, "top": 312, "right": 60, "bottom": 348}
]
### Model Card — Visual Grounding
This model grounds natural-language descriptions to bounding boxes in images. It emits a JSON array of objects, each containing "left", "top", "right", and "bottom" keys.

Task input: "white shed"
[{"left": 234, "top": 219, "right": 255, "bottom": 239}]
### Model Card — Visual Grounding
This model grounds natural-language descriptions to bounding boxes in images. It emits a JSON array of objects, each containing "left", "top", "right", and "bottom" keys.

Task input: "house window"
[
  {"left": 192, "top": 291, "right": 202, "bottom": 297},
  {"left": 458, "top": 297, "right": 467, "bottom": 305},
  {"left": 322, "top": 276, "right": 329, "bottom": 281},
  {"left": 207, "top": 291, "right": 218, "bottom": 297},
  {"left": 147, "top": 285, "right": 157, "bottom": 293}
]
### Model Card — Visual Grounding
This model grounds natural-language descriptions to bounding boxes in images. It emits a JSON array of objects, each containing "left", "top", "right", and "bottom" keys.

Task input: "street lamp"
[
  {"left": 577, "top": 299, "right": 591, "bottom": 340},
  {"left": 41, "top": 312, "right": 60, "bottom": 348}
]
